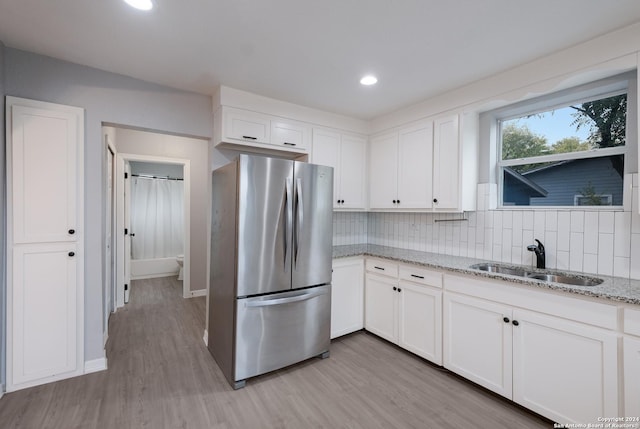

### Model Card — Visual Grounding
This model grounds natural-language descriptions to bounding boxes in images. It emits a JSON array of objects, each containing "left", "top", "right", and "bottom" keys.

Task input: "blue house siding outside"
[{"left": 503, "top": 156, "right": 623, "bottom": 206}]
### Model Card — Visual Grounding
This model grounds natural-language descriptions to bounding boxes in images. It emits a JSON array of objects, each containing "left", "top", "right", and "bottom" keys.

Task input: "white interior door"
[{"left": 6, "top": 97, "right": 84, "bottom": 391}]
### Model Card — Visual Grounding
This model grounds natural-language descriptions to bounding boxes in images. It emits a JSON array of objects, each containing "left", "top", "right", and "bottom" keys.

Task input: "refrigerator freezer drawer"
[{"left": 235, "top": 285, "right": 331, "bottom": 382}]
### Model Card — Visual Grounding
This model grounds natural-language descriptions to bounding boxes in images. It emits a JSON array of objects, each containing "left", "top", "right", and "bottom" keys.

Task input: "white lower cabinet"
[
  {"left": 512, "top": 309, "right": 618, "bottom": 424},
  {"left": 624, "top": 336, "right": 640, "bottom": 417},
  {"left": 444, "top": 289, "right": 619, "bottom": 424},
  {"left": 331, "top": 258, "right": 364, "bottom": 339},
  {"left": 398, "top": 281, "right": 442, "bottom": 364},
  {"left": 364, "top": 274, "right": 397, "bottom": 342},
  {"left": 365, "top": 260, "right": 442, "bottom": 364},
  {"left": 443, "top": 293, "right": 513, "bottom": 397}
]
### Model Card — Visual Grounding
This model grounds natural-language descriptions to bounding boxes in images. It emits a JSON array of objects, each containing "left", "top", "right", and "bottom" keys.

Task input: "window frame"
[{"left": 494, "top": 76, "right": 632, "bottom": 210}]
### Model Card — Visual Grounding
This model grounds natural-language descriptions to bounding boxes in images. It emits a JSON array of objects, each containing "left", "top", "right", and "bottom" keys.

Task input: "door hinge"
[
  {"left": 124, "top": 284, "right": 128, "bottom": 291},
  {"left": 124, "top": 228, "right": 128, "bottom": 235}
]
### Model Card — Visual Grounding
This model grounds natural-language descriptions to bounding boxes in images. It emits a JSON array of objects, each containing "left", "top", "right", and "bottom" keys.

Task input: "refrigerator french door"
[{"left": 208, "top": 154, "right": 333, "bottom": 389}]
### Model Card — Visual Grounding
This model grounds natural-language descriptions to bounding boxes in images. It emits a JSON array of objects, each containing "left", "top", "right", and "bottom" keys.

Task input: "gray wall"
[
  {"left": 0, "top": 41, "right": 6, "bottom": 389},
  {"left": 3, "top": 47, "right": 212, "bottom": 362}
]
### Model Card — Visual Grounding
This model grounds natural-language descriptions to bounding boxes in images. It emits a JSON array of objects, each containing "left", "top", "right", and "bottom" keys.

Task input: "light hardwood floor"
[{"left": 0, "top": 277, "right": 552, "bottom": 428}]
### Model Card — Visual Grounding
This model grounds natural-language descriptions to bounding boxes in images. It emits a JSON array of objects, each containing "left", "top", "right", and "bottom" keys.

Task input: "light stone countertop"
[{"left": 333, "top": 244, "right": 640, "bottom": 305}]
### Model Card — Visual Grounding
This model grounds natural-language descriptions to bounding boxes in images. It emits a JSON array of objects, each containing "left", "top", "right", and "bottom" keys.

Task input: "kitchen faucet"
[{"left": 527, "top": 239, "right": 545, "bottom": 269}]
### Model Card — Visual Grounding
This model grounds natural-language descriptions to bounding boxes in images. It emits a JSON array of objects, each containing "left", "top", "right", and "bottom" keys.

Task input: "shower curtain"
[{"left": 130, "top": 177, "right": 184, "bottom": 259}]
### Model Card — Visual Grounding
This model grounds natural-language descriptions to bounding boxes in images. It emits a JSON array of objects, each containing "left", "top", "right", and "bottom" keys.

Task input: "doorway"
[{"left": 115, "top": 153, "right": 191, "bottom": 307}]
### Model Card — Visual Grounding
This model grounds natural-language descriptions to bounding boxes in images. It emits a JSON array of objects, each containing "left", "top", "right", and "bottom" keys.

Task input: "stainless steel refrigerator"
[{"left": 208, "top": 154, "right": 333, "bottom": 389}]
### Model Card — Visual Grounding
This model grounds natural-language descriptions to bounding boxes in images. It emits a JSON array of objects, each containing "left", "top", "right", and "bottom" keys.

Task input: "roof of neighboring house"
[{"left": 504, "top": 167, "right": 548, "bottom": 197}]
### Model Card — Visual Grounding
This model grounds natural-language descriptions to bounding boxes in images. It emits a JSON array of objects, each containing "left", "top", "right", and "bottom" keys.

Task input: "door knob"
[
  {"left": 68, "top": 251, "right": 75, "bottom": 257},
  {"left": 68, "top": 229, "right": 75, "bottom": 235},
  {"left": 433, "top": 198, "right": 438, "bottom": 203}
]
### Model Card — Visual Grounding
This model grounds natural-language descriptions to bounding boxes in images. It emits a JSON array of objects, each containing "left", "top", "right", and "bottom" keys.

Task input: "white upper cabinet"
[
  {"left": 312, "top": 128, "right": 367, "bottom": 210},
  {"left": 398, "top": 122, "right": 434, "bottom": 209},
  {"left": 369, "top": 113, "right": 477, "bottom": 212},
  {"left": 271, "top": 119, "right": 311, "bottom": 151},
  {"left": 223, "top": 107, "right": 271, "bottom": 144},
  {"left": 432, "top": 115, "right": 460, "bottom": 210},
  {"left": 214, "top": 106, "right": 310, "bottom": 154},
  {"left": 369, "top": 132, "right": 399, "bottom": 209},
  {"left": 369, "top": 120, "right": 434, "bottom": 210}
]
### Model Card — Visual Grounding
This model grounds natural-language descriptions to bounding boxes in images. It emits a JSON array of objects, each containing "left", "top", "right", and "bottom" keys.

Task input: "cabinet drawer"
[
  {"left": 366, "top": 258, "right": 398, "bottom": 278},
  {"left": 624, "top": 307, "right": 640, "bottom": 337},
  {"left": 399, "top": 265, "right": 442, "bottom": 288}
]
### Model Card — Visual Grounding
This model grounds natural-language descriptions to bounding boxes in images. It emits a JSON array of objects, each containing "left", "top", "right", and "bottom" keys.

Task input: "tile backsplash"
[{"left": 334, "top": 174, "right": 640, "bottom": 280}]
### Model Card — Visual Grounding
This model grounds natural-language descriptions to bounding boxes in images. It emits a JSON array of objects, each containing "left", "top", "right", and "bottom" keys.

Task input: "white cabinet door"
[
  {"left": 398, "top": 281, "right": 442, "bottom": 364},
  {"left": 364, "top": 274, "right": 397, "bottom": 342},
  {"left": 624, "top": 336, "right": 640, "bottom": 417},
  {"left": 397, "top": 122, "right": 433, "bottom": 209},
  {"left": 271, "top": 119, "right": 310, "bottom": 152},
  {"left": 369, "top": 132, "right": 399, "bottom": 209},
  {"left": 513, "top": 309, "right": 618, "bottom": 424},
  {"left": 339, "top": 135, "right": 367, "bottom": 209},
  {"left": 7, "top": 97, "right": 84, "bottom": 392},
  {"left": 312, "top": 129, "right": 341, "bottom": 207},
  {"left": 11, "top": 244, "right": 78, "bottom": 386},
  {"left": 443, "top": 293, "right": 513, "bottom": 398},
  {"left": 11, "top": 105, "right": 77, "bottom": 244},
  {"left": 433, "top": 115, "right": 460, "bottom": 211},
  {"left": 224, "top": 107, "right": 271, "bottom": 144},
  {"left": 331, "top": 258, "right": 364, "bottom": 339}
]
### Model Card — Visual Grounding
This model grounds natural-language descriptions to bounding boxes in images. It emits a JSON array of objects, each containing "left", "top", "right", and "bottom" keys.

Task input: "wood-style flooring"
[{"left": 0, "top": 277, "right": 552, "bottom": 428}]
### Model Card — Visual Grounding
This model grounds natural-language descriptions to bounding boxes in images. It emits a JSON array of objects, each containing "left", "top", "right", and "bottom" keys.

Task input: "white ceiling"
[{"left": 1, "top": 1, "right": 640, "bottom": 119}]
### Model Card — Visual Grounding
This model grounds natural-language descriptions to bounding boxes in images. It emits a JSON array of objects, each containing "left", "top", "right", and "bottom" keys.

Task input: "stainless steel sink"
[
  {"left": 525, "top": 273, "right": 604, "bottom": 287},
  {"left": 470, "top": 263, "right": 531, "bottom": 277},
  {"left": 469, "top": 263, "right": 603, "bottom": 287}
]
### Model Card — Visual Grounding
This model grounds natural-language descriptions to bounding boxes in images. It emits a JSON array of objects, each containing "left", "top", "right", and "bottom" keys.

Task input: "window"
[{"left": 496, "top": 75, "right": 632, "bottom": 208}]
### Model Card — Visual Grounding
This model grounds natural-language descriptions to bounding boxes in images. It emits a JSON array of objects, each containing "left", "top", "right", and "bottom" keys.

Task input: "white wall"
[
  {"left": 113, "top": 127, "right": 209, "bottom": 291},
  {"left": 3, "top": 47, "right": 212, "bottom": 363}
]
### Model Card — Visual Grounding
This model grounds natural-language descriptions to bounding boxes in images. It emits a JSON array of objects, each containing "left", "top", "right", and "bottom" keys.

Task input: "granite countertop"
[{"left": 333, "top": 244, "right": 640, "bottom": 305}]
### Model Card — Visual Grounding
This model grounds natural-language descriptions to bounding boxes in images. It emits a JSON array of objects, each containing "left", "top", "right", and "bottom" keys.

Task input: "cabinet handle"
[
  {"left": 337, "top": 199, "right": 341, "bottom": 204},
  {"left": 374, "top": 266, "right": 385, "bottom": 271},
  {"left": 410, "top": 274, "right": 424, "bottom": 279},
  {"left": 433, "top": 198, "right": 438, "bottom": 203},
  {"left": 397, "top": 200, "right": 400, "bottom": 204},
  {"left": 512, "top": 320, "right": 519, "bottom": 326},
  {"left": 397, "top": 288, "right": 402, "bottom": 292},
  {"left": 503, "top": 317, "right": 510, "bottom": 323},
  {"left": 242, "top": 135, "right": 257, "bottom": 140},
  {"left": 283, "top": 142, "right": 296, "bottom": 146},
  {"left": 393, "top": 286, "right": 397, "bottom": 291},
  {"left": 68, "top": 251, "right": 75, "bottom": 257},
  {"left": 68, "top": 229, "right": 75, "bottom": 235},
  {"left": 340, "top": 200, "right": 345, "bottom": 204},
  {"left": 392, "top": 200, "right": 397, "bottom": 204}
]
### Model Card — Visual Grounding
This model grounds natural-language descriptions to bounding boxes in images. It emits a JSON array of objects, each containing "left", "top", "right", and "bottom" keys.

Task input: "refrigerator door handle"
[
  {"left": 244, "top": 289, "right": 326, "bottom": 308},
  {"left": 285, "top": 178, "right": 293, "bottom": 269},
  {"left": 294, "top": 178, "right": 303, "bottom": 266}
]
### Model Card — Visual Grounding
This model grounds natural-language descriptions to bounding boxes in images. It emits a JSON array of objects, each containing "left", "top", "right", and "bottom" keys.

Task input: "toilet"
[{"left": 176, "top": 254, "right": 184, "bottom": 280}]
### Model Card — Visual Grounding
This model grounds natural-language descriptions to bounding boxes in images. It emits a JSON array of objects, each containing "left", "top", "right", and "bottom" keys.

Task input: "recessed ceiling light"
[
  {"left": 360, "top": 75, "right": 378, "bottom": 86},
  {"left": 123, "top": 0, "right": 154, "bottom": 11}
]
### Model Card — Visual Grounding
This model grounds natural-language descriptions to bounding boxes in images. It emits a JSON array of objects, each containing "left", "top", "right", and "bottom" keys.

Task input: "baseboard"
[
  {"left": 203, "top": 329, "right": 208, "bottom": 346},
  {"left": 84, "top": 357, "right": 108, "bottom": 374},
  {"left": 191, "top": 289, "right": 207, "bottom": 298}
]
